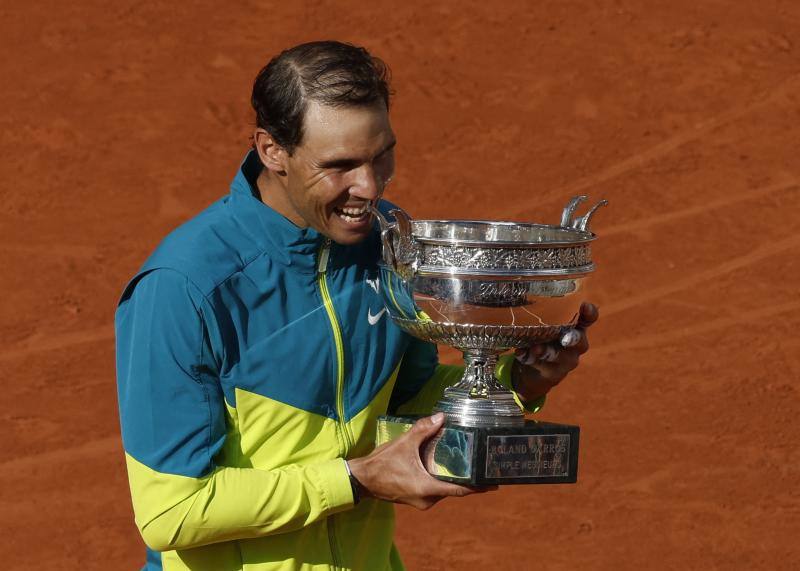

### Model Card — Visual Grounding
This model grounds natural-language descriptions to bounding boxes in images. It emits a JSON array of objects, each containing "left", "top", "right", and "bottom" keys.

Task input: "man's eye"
[{"left": 325, "top": 161, "right": 358, "bottom": 172}]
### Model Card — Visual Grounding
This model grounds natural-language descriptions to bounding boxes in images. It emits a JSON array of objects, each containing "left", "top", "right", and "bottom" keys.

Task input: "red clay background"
[{"left": 2, "top": 1, "right": 799, "bottom": 569}]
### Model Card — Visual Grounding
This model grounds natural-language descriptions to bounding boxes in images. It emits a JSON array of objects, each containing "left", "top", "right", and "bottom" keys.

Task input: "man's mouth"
[{"left": 333, "top": 203, "right": 370, "bottom": 224}]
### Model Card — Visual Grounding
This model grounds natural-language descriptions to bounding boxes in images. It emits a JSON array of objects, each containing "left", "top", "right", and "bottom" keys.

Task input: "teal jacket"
[{"left": 115, "top": 151, "right": 535, "bottom": 570}]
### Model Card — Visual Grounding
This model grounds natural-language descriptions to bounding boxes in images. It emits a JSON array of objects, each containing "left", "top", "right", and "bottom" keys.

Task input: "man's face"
[{"left": 280, "top": 100, "right": 396, "bottom": 245}]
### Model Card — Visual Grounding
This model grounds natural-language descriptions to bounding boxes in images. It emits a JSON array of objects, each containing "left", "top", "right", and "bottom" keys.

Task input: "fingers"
[
  {"left": 516, "top": 302, "right": 597, "bottom": 366},
  {"left": 577, "top": 302, "right": 599, "bottom": 328},
  {"left": 560, "top": 329, "right": 581, "bottom": 348},
  {"left": 408, "top": 412, "right": 445, "bottom": 443},
  {"left": 516, "top": 338, "right": 572, "bottom": 365},
  {"left": 408, "top": 471, "right": 492, "bottom": 511},
  {"left": 562, "top": 328, "right": 589, "bottom": 355},
  {"left": 420, "top": 479, "right": 487, "bottom": 500},
  {"left": 412, "top": 486, "right": 496, "bottom": 511},
  {"left": 520, "top": 322, "right": 589, "bottom": 361},
  {"left": 515, "top": 346, "right": 544, "bottom": 366},
  {"left": 542, "top": 350, "right": 580, "bottom": 376},
  {"left": 538, "top": 345, "right": 560, "bottom": 362},
  {"left": 468, "top": 484, "right": 499, "bottom": 493},
  {"left": 515, "top": 342, "right": 564, "bottom": 365}
]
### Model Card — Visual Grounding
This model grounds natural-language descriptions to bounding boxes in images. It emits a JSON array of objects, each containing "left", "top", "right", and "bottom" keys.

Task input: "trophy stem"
[
  {"left": 457, "top": 350, "right": 503, "bottom": 397},
  {"left": 433, "top": 349, "right": 525, "bottom": 427}
]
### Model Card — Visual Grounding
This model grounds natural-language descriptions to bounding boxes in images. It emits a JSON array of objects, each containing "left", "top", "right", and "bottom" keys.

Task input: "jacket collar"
[{"left": 229, "top": 150, "right": 324, "bottom": 274}]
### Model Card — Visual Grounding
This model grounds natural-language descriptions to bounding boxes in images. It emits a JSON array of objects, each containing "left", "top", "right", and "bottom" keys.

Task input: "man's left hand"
[{"left": 511, "top": 302, "right": 599, "bottom": 404}]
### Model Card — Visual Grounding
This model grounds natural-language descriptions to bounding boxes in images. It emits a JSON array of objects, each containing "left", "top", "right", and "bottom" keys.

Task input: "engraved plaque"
[
  {"left": 485, "top": 434, "right": 570, "bottom": 479},
  {"left": 377, "top": 416, "right": 579, "bottom": 485}
]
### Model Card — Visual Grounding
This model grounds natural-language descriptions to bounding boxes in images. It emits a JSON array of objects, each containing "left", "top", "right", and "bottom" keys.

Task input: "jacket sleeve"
[
  {"left": 116, "top": 269, "right": 353, "bottom": 552},
  {"left": 389, "top": 338, "right": 545, "bottom": 416}
]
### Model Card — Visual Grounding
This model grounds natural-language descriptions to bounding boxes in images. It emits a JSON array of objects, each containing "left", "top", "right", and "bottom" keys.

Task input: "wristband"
[{"left": 344, "top": 460, "right": 361, "bottom": 505}]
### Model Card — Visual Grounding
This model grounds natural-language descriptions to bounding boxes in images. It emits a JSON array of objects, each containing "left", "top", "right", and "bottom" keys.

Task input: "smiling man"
[
  {"left": 116, "top": 41, "right": 596, "bottom": 571},
  {"left": 255, "top": 100, "right": 396, "bottom": 244}
]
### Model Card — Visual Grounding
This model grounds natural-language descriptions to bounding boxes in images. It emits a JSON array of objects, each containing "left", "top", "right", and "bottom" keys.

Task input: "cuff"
[
  {"left": 495, "top": 354, "right": 546, "bottom": 414},
  {"left": 313, "top": 458, "right": 355, "bottom": 512}
]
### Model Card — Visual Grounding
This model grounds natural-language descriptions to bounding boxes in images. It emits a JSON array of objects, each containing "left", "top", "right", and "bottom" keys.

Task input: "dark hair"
[{"left": 251, "top": 41, "right": 391, "bottom": 154}]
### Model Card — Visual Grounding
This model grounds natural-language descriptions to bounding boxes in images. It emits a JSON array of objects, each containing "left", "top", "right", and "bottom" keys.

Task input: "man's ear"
[{"left": 253, "top": 128, "right": 288, "bottom": 175}]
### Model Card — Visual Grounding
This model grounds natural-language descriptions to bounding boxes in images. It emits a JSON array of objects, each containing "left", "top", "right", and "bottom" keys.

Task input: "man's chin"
[
  {"left": 325, "top": 214, "right": 373, "bottom": 245},
  {"left": 328, "top": 228, "right": 371, "bottom": 246}
]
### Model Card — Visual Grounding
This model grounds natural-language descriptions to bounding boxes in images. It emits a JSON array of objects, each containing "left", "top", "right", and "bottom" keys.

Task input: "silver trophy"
[{"left": 372, "top": 196, "right": 607, "bottom": 485}]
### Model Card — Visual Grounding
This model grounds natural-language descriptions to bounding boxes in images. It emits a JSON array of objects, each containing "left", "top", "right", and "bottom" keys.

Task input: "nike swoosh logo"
[{"left": 367, "top": 307, "right": 387, "bottom": 325}]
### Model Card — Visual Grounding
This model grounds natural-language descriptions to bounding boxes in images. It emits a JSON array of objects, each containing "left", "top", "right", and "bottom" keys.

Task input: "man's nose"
[{"left": 348, "top": 164, "right": 381, "bottom": 200}]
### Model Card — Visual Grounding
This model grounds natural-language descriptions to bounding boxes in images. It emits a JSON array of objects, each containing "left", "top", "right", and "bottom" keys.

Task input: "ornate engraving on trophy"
[
  {"left": 476, "top": 281, "right": 529, "bottom": 306},
  {"left": 478, "top": 281, "right": 527, "bottom": 298},
  {"left": 420, "top": 244, "right": 592, "bottom": 272},
  {"left": 485, "top": 434, "right": 571, "bottom": 479}
]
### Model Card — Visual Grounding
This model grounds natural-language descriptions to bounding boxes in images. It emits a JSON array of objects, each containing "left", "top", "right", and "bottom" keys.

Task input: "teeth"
[
  {"left": 336, "top": 203, "right": 370, "bottom": 222},
  {"left": 340, "top": 205, "right": 367, "bottom": 215}
]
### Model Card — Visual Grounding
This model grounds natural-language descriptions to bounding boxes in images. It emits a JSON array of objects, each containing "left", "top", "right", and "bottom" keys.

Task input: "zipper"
[
  {"left": 386, "top": 273, "right": 410, "bottom": 319},
  {"left": 327, "top": 518, "right": 343, "bottom": 571},
  {"left": 317, "top": 238, "right": 350, "bottom": 571},
  {"left": 317, "top": 238, "right": 354, "bottom": 452}
]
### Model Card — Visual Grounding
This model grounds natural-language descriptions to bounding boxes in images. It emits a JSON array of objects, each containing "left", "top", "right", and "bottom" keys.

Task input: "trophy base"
[{"left": 376, "top": 415, "right": 580, "bottom": 485}]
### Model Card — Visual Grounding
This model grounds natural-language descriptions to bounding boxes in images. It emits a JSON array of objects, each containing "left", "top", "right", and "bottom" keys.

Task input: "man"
[{"left": 116, "top": 41, "right": 597, "bottom": 571}]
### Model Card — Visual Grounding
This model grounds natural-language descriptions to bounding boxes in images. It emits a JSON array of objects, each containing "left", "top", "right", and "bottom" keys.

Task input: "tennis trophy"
[{"left": 370, "top": 196, "right": 606, "bottom": 485}]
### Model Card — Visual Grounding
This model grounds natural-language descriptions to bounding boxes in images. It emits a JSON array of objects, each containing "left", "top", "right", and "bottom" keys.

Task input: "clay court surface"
[{"left": 2, "top": 1, "right": 799, "bottom": 569}]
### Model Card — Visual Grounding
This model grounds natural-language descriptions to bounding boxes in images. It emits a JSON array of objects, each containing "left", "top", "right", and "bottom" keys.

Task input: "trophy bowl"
[{"left": 371, "top": 195, "right": 607, "bottom": 485}]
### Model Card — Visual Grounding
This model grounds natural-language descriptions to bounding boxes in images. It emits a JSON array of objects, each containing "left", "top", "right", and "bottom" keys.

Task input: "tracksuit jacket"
[{"left": 115, "top": 150, "right": 537, "bottom": 571}]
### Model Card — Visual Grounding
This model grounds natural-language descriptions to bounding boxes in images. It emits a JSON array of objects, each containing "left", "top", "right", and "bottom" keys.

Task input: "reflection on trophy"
[{"left": 371, "top": 196, "right": 607, "bottom": 485}]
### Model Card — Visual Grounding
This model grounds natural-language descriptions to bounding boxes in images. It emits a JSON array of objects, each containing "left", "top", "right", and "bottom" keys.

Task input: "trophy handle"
[
  {"left": 560, "top": 195, "right": 608, "bottom": 232},
  {"left": 369, "top": 205, "right": 399, "bottom": 270},
  {"left": 560, "top": 195, "right": 588, "bottom": 227},
  {"left": 387, "top": 209, "right": 418, "bottom": 279},
  {"left": 368, "top": 205, "right": 419, "bottom": 279}
]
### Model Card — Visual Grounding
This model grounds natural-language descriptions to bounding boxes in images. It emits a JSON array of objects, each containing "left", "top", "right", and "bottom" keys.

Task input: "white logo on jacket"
[
  {"left": 367, "top": 307, "right": 387, "bottom": 325},
  {"left": 366, "top": 276, "right": 386, "bottom": 325}
]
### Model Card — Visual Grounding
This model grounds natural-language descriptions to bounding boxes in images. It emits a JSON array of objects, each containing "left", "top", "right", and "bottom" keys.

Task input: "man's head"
[{"left": 251, "top": 41, "right": 395, "bottom": 245}]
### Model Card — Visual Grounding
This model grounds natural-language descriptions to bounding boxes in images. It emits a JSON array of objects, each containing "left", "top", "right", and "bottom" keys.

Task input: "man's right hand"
[{"left": 347, "top": 412, "right": 495, "bottom": 510}]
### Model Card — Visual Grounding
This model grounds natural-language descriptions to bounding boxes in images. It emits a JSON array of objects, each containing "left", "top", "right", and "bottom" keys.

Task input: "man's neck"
[{"left": 256, "top": 169, "right": 306, "bottom": 228}]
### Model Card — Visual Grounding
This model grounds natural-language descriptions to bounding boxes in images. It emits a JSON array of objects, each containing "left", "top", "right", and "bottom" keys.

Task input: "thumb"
[
  {"left": 409, "top": 412, "right": 446, "bottom": 442},
  {"left": 578, "top": 302, "right": 599, "bottom": 328}
]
